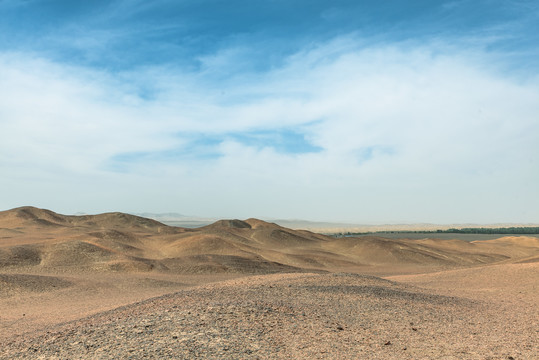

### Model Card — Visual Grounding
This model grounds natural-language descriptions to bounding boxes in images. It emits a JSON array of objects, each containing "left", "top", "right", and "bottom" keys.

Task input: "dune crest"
[
  {"left": 1, "top": 207, "right": 538, "bottom": 358},
  {"left": 1, "top": 207, "right": 538, "bottom": 275}
]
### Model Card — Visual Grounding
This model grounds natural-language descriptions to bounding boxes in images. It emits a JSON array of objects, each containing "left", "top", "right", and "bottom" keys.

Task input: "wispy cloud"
[
  {"left": 1, "top": 34, "right": 538, "bottom": 222},
  {"left": 1, "top": 1, "right": 538, "bottom": 222}
]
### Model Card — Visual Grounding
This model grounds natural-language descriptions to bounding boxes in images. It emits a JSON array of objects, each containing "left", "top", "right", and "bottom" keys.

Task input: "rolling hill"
[{"left": 1, "top": 206, "right": 538, "bottom": 275}]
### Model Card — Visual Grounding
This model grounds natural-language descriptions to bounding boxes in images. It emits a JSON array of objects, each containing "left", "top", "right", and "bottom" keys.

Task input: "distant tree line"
[
  {"left": 442, "top": 227, "right": 539, "bottom": 234},
  {"left": 332, "top": 227, "right": 539, "bottom": 237}
]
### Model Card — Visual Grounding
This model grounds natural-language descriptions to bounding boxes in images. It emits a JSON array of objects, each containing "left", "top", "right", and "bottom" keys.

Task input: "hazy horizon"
[
  {"left": 1, "top": 1, "right": 538, "bottom": 224},
  {"left": 4, "top": 205, "right": 539, "bottom": 230}
]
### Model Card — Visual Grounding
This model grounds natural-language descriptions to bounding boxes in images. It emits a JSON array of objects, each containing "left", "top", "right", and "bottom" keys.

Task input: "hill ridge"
[{"left": 1, "top": 207, "right": 538, "bottom": 275}]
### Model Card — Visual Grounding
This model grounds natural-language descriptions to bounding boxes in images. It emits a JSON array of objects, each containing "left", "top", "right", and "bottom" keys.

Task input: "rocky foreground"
[{"left": 1, "top": 271, "right": 536, "bottom": 359}]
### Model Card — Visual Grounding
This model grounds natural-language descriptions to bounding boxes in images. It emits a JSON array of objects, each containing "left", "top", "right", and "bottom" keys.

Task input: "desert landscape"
[
  {"left": 3, "top": 1, "right": 538, "bottom": 359},
  {"left": 0, "top": 206, "right": 537, "bottom": 359}
]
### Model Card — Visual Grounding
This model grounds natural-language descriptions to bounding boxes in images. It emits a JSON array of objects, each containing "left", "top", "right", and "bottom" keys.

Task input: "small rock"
[{"left": 384, "top": 341, "right": 392, "bottom": 346}]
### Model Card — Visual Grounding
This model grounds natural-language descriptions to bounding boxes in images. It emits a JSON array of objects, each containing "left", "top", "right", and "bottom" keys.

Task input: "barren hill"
[
  {"left": 1, "top": 207, "right": 538, "bottom": 275},
  {"left": 1, "top": 207, "right": 538, "bottom": 358}
]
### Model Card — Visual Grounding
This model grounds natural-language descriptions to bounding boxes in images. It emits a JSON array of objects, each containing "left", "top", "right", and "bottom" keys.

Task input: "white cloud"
[{"left": 1, "top": 38, "right": 538, "bottom": 222}]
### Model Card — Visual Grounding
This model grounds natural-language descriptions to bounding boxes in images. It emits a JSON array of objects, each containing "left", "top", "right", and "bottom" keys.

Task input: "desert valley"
[{"left": 0, "top": 206, "right": 538, "bottom": 359}]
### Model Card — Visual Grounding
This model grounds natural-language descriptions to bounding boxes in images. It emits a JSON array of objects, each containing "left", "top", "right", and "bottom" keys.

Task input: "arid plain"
[{"left": 1, "top": 206, "right": 538, "bottom": 359}]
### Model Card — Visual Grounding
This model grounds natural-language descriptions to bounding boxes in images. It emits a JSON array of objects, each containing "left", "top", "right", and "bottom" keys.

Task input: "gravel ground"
[{"left": 1, "top": 272, "right": 536, "bottom": 359}]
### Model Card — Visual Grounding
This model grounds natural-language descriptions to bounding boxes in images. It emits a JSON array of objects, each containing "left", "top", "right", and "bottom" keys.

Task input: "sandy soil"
[
  {"left": 0, "top": 272, "right": 241, "bottom": 341},
  {"left": 0, "top": 264, "right": 537, "bottom": 359},
  {"left": 1, "top": 207, "right": 538, "bottom": 359}
]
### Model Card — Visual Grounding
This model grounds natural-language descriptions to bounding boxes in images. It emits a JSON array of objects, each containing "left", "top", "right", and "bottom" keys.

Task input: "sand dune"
[
  {"left": 1, "top": 207, "right": 538, "bottom": 358},
  {"left": 0, "top": 273, "right": 72, "bottom": 297},
  {"left": 1, "top": 206, "right": 538, "bottom": 275}
]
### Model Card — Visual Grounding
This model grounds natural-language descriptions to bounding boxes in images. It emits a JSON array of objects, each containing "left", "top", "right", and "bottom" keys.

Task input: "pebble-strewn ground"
[{"left": 2, "top": 271, "right": 536, "bottom": 359}]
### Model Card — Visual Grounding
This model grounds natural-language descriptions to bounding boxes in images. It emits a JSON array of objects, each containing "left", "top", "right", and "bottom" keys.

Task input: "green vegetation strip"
[{"left": 334, "top": 227, "right": 539, "bottom": 237}]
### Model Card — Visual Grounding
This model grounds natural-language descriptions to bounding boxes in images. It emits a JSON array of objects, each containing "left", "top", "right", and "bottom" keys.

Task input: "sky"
[{"left": 1, "top": 0, "right": 538, "bottom": 224}]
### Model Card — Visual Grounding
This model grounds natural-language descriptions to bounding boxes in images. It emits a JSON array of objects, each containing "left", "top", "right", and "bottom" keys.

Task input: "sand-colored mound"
[
  {"left": 1, "top": 270, "right": 537, "bottom": 359},
  {"left": 474, "top": 235, "right": 539, "bottom": 247},
  {"left": 0, "top": 244, "right": 42, "bottom": 267},
  {"left": 516, "top": 255, "right": 539, "bottom": 263},
  {"left": 165, "top": 234, "right": 254, "bottom": 256},
  {"left": 0, "top": 206, "right": 178, "bottom": 233},
  {"left": 1, "top": 207, "right": 538, "bottom": 359},
  {"left": 324, "top": 236, "right": 510, "bottom": 267},
  {"left": 160, "top": 254, "right": 303, "bottom": 274},
  {"left": 0, "top": 273, "right": 72, "bottom": 297},
  {"left": 89, "top": 237, "right": 145, "bottom": 257},
  {"left": 0, "top": 206, "right": 67, "bottom": 229},
  {"left": 203, "top": 219, "right": 252, "bottom": 229},
  {"left": 1, "top": 207, "right": 539, "bottom": 276},
  {"left": 11, "top": 206, "right": 69, "bottom": 225},
  {"left": 72, "top": 212, "right": 178, "bottom": 234},
  {"left": 244, "top": 218, "right": 278, "bottom": 229},
  {"left": 40, "top": 241, "right": 117, "bottom": 267},
  {"left": 105, "top": 258, "right": 167, "bottom": 272},
  {"left": 89, "top": 229, "right": 141, "bottom": 244}
]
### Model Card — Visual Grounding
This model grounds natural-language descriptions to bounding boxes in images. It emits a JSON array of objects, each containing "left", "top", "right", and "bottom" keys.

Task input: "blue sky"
[{"left": 1, "top": 0, "right": 538, "bottom": 223}]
